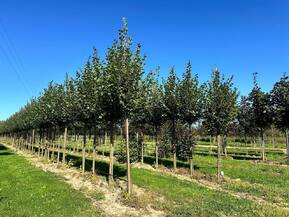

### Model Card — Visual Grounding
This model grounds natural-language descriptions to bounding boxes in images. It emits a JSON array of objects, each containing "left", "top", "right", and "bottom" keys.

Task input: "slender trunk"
[
  {"left": 223, "top": 135, "right": 227, "bottom": 157},
  {"left": 155, "top": 132, "right": 159, "bottom": 169},
  {"left": 52, "top": 140, "right": 55, "bottom": 161},
  {"left": 141, "top": 131, "right": 144, "bottom": 165},
  {"left": 190, "top": 156, "right": 194, "bottom": 177},
  {"left": 271, "top": 126, "right": 275, "bottom": 147},
  {"left": 44, "top": 139, "right": 47, "bottom": 159},
  {"left": 82, "top": 126, "right": 87, "bottom": 175},
  {"left": 62, "top": 127, "right": 68, "bottom": 164},
  {"left": 172, "top": 120, "right": 177, "bottom": 170},
  {"left": 209, "top": 135, "right": 212, "bottom": 155},
  {"left": 41, "top": 134, "right": 44, "bottom": 157},
  {"left": 173, "top": 144, "right": 177, "bottom": 170},
  {"left": 31, "top": 129, "right": 35, "bottom": 153},
  {"left": 38, "top": 132, "right": 42, "bottom": 157},
  {"left": 125, "top": 118, "right": 132, "bottom": 196},
  {"left": 109, "top": 123, "right": 114, "bottom": 183},
  {"left": 93, "top": 146, "right": 96, "bottom": 175},
  {"left": 57, "top": 139, "right": 60, "bottom": 163},
  {"left": 261, "top": 129, "right": 265, "bottom": 161},
  {"left": 189, "top": 125, "right": 194, "bottom": 177},
  {"left": 217, "top": 135, "right": 221, "bottom": 182},
  {"left": 92, "top": 127, "right": 97, "bottom": 175},
  {"left": 285, "top": 129, "right": 289, "bottom": 163}
]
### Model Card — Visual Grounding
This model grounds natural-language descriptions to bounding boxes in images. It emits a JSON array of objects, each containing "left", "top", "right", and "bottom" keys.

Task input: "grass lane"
[
  {"left": 131, "top": 168, "right": 288, "bottom": 217},
  {"left": 194, "top": 155, "right": 289, "bottom": 205},
  {"left": 0, "top": 144, "right": 101, "bottom": 217}
]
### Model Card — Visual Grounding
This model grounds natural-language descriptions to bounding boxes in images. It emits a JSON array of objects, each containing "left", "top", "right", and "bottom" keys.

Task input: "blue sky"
[{"left": 0, "top": 0, "right": 289, "bottom": 120}]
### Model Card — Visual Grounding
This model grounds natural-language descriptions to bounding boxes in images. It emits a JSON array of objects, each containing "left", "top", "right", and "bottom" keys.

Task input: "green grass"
[
  {"left": 131, "top": 168, "right": 288, "bottom": 217},
  {"left": 53, "top": 146, "right": 289, "bottom": 216},
  {"left": 0, "top": 144, "right": 101, "bottom": 217},
  {"left": 194, "top": 155, "right": 289, "bottom": 205},
  {"left": 3, "top": 140, "right": 289, "bottom": 216}
]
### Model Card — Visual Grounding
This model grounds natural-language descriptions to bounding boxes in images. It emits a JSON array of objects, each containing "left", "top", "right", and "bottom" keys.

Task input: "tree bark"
[
  {"left": 189, "top": 125, "right": 194, "bottom": 177},
  {"left": 62, "top": 127, "right": 68, "bottom": 164},
  {"left": 57, "top": 140, "right": 60, "bottom": 163},
  {"left": 271, "top": 126, "right": 275, "bottom": 147},
  {"left": 82, "top": 126, "right": 87, "bottom": 175},
  {"left": 38, "top": 132, "right": 42, "bottom": 157},
  {"left": 285, "top": 129, "right": 289, "bottom": 164},
  {"left": 209, "top": 135, "right": 212, "bottom": 155},
  {"left": 217, "top": 135, "right": 221, "bottom": 182},
  {"left": 31, "top": 129, "right": 35, "bottom": 153},
  {"left": 125, "top": 118, "right": 132, "bottom": 196},
  {"left": 190, "top": 152, "right": 194, "bottom": 177},
  {"left": 141, "top": 131, "right": 144, "bottom": 165},
  {"left": 260, "top": 129, "right": 265, "bottom": 161},
  {"left": 109, "top": 123, "right": 114, "bottom": 183},
  {"left": 92, "top": 127, "right": 97, "bottom": 175},
  {"left": 173, "top": 145, "right": 177, "bottom": 170},
  {"left": 155, "top": 133, "right": 159, "bottom": 169}
]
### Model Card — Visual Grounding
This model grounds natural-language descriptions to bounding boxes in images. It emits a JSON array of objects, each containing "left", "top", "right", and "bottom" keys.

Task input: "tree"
[
  {"left": 271, "top": 74, "right": 289, "bottom": 162},
  {"left": 177, "top": 62, "right": 204, "bottom": 176},
  {"left": 75, "top": 55, "right": 103, "bottom": 174},
  {"left": 103, "top": 18, "right": 145, "bottom": 195},
  {"left": 147, "top": 72, "right": 165, "bottom": 168},
  {"left": 57, "top": 74, "right": 77, "bottom": 163},
  {"left": 131, "top": 70, "right": 155, "bottom": 164},
  {"left": 248, "top": 72, "right": 273, "bottom": 161},
  {"left": 164, "top": 67, "right": 179, "bottom": 170},
  {"left": 203, "top": 68, "right": 238, "bottom": 181},
  {"left": 237, "top": 96, "right": 258, "bottom": 145}
]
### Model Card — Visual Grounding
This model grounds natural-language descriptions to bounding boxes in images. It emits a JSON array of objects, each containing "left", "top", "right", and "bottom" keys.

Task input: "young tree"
[
  {"left": 76, "top": 56, "right": 103, "bottom": 174},
  {"left": 177, "top": 62, "right": 204, "bottom": 176},
  {"left": 147, "top": 72, "right": 165, "bottom": 168},
  {"left": 164, "top": 67, "right": 179, "bottom": 170},
  {"left": 103, "top": 18, "right": 145, "bottom": 195},
  {"left": 271, "top": 74, "right": 289, "bottom": 162},
  {"left": 131, "top": 71, "right": 155, "bottom": 164},
  {"left": 248, "top": 72, "right": 273, "bottom": 161},
  {"left": 56, "top": 74, "right": 77, "bottom": 163},
  {"left": 91, "top": 48, "right": 104, "bottom": 175},
  {"left": 237, "top": 96, "right": 258, "bottom": 145},
  {"left": 203, "top": 68, "right": 238, "bottom": 181},
  {"left": 37, "top": 82, "right": 59, "bottom": 159}
]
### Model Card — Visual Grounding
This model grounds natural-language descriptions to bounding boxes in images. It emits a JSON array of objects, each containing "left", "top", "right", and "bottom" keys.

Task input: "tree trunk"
[
  {"left": 92, "top": 127, "right": 97, "bottom": 175},
  {"left": 62, "top": 127, "right": 68, "bottom": 164},
  {"left": 217, "top": 135, "right": 222, "bottom": 182},
  {"left": 141, "top": 131, "right": 144, "bottom": 165},
  {"left": 38, "top": 132, "right": 42, "bottom": 157},
  {"left": 190, "top": 153, "right": 194, "bottom": 177},
  {"left": 260, "top": 129, "right": 265, "bottom": 161},
  {"left": 209, "top": 135, "right": 212, "bottom": 155},
  {"left": 109, "top": 123, "right": 114, "bottom": 183},
  {"left": 31, "top": 129, "right": 35, "bottom": 153},
  {"left": 125, "top": 118, "right": 132, "bottom": 196},
  {"left": 57, "top": 140, "right": 60, "bottom": 163},
  {"left": 223, "top": 135, "right": 227, "bottom": 157},
  {"left": 173, "top": 144, "right": 177, "bottom": 170},
  {"left": 285, "top": 129, "right": 289, "bottom": 163},
  {"left": 189, "top": 125, "right": 194, "bottom": 177},
  {"left": 82, "top": 126, "right": 87, "bottom": 175},
  {"left": 155, "top": 133, "right": 159, "bottom": 169}
]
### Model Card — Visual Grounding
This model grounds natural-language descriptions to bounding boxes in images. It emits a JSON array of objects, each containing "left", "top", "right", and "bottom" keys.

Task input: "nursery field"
[
  {"left": 1, "top": 141, "right": 289, "bottom": 216},
  {"left": 1, "top": 11, "right": 289, "bottom": 217}
]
